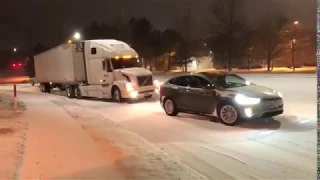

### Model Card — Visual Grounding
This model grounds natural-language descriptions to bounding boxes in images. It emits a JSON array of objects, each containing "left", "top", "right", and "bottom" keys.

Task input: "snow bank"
[
  {"left": 0, "top": 93, "right": 27, "bottom": 180},
  {"left": 53, "top": 100, "right": 208, "bottom": 180}
]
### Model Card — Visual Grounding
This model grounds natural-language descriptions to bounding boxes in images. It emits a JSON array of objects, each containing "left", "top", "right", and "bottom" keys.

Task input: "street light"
[
  {"left": 291, "top": 21, "right": 298, "bottom": 72},
  {"left": 73, "top": 32, "right": 81, "bottom": 40},
  {"left": 291, "top": 39, "right": 297, "bottom": 71},
  {"left": 13, "top": 48, "right": 17, "bottom": 52}
]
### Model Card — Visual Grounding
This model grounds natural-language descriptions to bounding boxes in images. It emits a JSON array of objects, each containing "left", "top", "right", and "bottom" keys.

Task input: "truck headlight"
[
  {"left": 234, "top": 94, "right": 260, "bottom": 105},
  {"left": 125, "top": 82, "right": 134, "bottom": 92},
  {"left": 153, "top": 80, "right": 160, "bottom": 86},
  {"left": 153, "top": 80, "right": 162, "bottom": 94}
]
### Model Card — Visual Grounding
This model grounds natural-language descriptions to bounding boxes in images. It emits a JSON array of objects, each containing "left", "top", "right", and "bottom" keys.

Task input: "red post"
[
  {"left": 13, "top": 84, "right": 17, "bottom": 97},
  {"left": 13, "top": 84, "right": 17, "bottom": 109}
]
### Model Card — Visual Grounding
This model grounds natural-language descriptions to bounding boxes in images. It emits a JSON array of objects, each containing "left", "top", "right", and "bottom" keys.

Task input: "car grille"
[
  {"left": 137, "top": 75, "right": 153, "bottom": 86},
  {"left": 261, "top": 110, "right": 284, "bottom": 118},
  {"left": 261, "top": 98, "right": 283, "bottom": 109}
]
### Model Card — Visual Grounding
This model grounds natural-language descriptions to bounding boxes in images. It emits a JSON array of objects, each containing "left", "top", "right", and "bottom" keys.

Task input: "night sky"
[{"left": 0, "top": 0, "right": 316, "bottom": 50}]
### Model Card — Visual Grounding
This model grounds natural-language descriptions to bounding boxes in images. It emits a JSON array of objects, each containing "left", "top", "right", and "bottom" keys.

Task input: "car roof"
[
  {"left": 197, "top": 71, "right": 232, "bottom": 77},
  {"left": 166, "top": 71, "right": 232, "bottom": 82}
]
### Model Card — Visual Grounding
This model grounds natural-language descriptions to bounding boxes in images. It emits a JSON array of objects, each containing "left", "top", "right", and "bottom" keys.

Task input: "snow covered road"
[
  {"left": 0, "top": 73, "right": 316, "bottom": 179},
  {"left": 71, "top": 74, "right": 317, "bottom": 179},
  {"left": 0, "top": 86, "right": 207, "bottom": 179}
]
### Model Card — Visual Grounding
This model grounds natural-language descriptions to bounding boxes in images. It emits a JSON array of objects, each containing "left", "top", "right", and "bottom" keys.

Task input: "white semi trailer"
[{"left": 34, "top": 39, "right": 157, "bottom": 102}]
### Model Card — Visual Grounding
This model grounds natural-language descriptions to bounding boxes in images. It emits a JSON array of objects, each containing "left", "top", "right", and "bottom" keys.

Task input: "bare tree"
[
  {"left": 253, "top": 13, "right": 314, "bottom": 70},
  {"left": 162, "top": 29, "right": 181, "bottom": 71},
  {"left": 262, "top": 12, "right": 288, "bottom": 70},
  {"left": 148, "top": 29, "right": 164, "bottom": 70},
  {"left": 128, "top": 17, "right": 154, "bottom": 67},
  {"left": 209, "top": 0, "right": 247, "bottom": 71},
  {"left": 175, "top": 9, "right": 195, "bottom": 72}
]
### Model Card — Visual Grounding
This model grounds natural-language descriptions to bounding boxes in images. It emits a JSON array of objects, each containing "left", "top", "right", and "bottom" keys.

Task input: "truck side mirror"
[
  {"left": 102, "top": 61, "right": 107, "bottom": 71},
  {"left": 107, "top": 66, "right": 112, "bottom": 72},
  {"left": 106, "top": 59, "right": 113, "bottom": 72},
  {"left": 103, "top": 60, "right": 113, "bottom": 72}
]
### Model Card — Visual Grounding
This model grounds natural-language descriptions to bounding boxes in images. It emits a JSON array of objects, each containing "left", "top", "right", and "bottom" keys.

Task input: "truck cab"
[{"left": 73, "top": 39, "right": 156, "bottom": 102}]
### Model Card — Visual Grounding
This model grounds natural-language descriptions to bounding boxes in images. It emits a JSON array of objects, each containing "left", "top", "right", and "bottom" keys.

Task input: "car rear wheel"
[
  {"left": 163, "top": 98, "right": 178, "bottom": 116},
  {"left": 218, "top": 104, "right": 240, "bottom": 126}
]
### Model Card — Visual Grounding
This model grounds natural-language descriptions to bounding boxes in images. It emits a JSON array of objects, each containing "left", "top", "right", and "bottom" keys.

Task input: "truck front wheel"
[
  {"left": 112, "top": 87, "right": 122, "bottom": 103},
  {"left": 66, "top": 85, "right": 75, "bottom": 98}
]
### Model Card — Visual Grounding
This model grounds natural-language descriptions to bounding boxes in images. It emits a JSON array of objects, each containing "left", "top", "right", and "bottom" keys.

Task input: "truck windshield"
[{"left": 111, "top": 58, "right": 141, "bottom": 69}]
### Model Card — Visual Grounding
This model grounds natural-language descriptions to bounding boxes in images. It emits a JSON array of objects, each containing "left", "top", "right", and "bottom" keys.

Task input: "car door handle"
[{"left": 104, "top": 74, "right": 109, "bottom": 77}]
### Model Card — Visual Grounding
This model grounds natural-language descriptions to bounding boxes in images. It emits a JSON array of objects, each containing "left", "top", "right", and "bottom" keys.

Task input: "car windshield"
[
  {"left": 216, "top": 74, "right": 249, "bottom": 88},
  {"left": 111, "top": 58, "right": 141, "bottom": 69}
]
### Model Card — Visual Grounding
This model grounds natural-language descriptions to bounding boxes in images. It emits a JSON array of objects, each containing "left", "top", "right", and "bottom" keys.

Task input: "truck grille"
[{"left": 137, "top": 75, "right": 153, "bottom": 86}]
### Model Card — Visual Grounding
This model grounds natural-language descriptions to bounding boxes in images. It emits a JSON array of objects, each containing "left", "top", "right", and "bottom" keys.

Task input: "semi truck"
[{"left": 34, "top": 39, "right": 157, "bottom": 102}]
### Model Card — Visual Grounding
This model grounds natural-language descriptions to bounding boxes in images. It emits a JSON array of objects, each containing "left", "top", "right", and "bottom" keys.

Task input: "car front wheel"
[
  {"left": 218, "top": 103, "right": 240, "bottom": 126},
  {"left": 163, "top": 98, "right": 178, "bottom": 116}
]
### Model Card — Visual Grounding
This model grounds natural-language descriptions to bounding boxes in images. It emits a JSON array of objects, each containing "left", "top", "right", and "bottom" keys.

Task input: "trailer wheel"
[
  {"left": 66, "top": 85, "right": 75, "bottom": 98},
  {"left": 40, "top": 83, "right": 50, "bottom": 93},
  {"left": 40, "top": 83, "right": 45, "bottom": 92},
  {"left": 112, "top": 86, "right": 122, "bottom": 103},
  {"left": 74, "top": 86, "right": 82, "bottom": 99},
  {"left": 44, "top": 83, "right": 51, "bottom": 93}
]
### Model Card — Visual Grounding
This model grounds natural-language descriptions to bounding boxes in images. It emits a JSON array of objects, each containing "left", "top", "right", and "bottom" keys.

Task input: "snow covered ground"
[
  {"left": 0, "top": 73, "right": 316, "bottom": 179},
  {"left": 0, "top": 93, "right": 27, "bottom": 180},
  {"left": 0, "top": 88, "right": 207, "bottom": 179},
  {"left": 67, "top": 73, "right": 317, "bottom": 179}
]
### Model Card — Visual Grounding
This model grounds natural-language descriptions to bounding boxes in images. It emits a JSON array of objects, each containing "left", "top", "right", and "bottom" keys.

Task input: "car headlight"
[
  {"left": 125, "top": 82, "right": 134, "bottom": 92},
  {"left": 277, "top": 91, "right": 283, "bottom": 98},
  {"left": 234, "top": 94, "right": 261, "bottom": 105}
]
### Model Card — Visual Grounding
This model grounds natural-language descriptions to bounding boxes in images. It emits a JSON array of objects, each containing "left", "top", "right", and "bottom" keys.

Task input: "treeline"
[{"left": 29, "top": 0, "right": 315, "bottom": 74}]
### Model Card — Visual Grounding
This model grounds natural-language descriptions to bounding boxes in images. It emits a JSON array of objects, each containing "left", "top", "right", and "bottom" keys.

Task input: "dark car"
[{"left": 159, "top": 71, "right": 284, "bottom": 126}]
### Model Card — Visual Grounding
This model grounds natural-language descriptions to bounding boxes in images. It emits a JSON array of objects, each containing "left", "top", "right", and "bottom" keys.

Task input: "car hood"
[
  {"left": 116, "top": 67, "right": 152, "bottom": 76},
  {"left": 226, "top": 85, "right": 280, "bottom": 98}
]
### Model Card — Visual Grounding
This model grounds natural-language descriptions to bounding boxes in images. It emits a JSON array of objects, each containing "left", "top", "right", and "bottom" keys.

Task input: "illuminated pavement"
[{"left": 0, "top": 73, "right": 316, "bottom": 179}]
